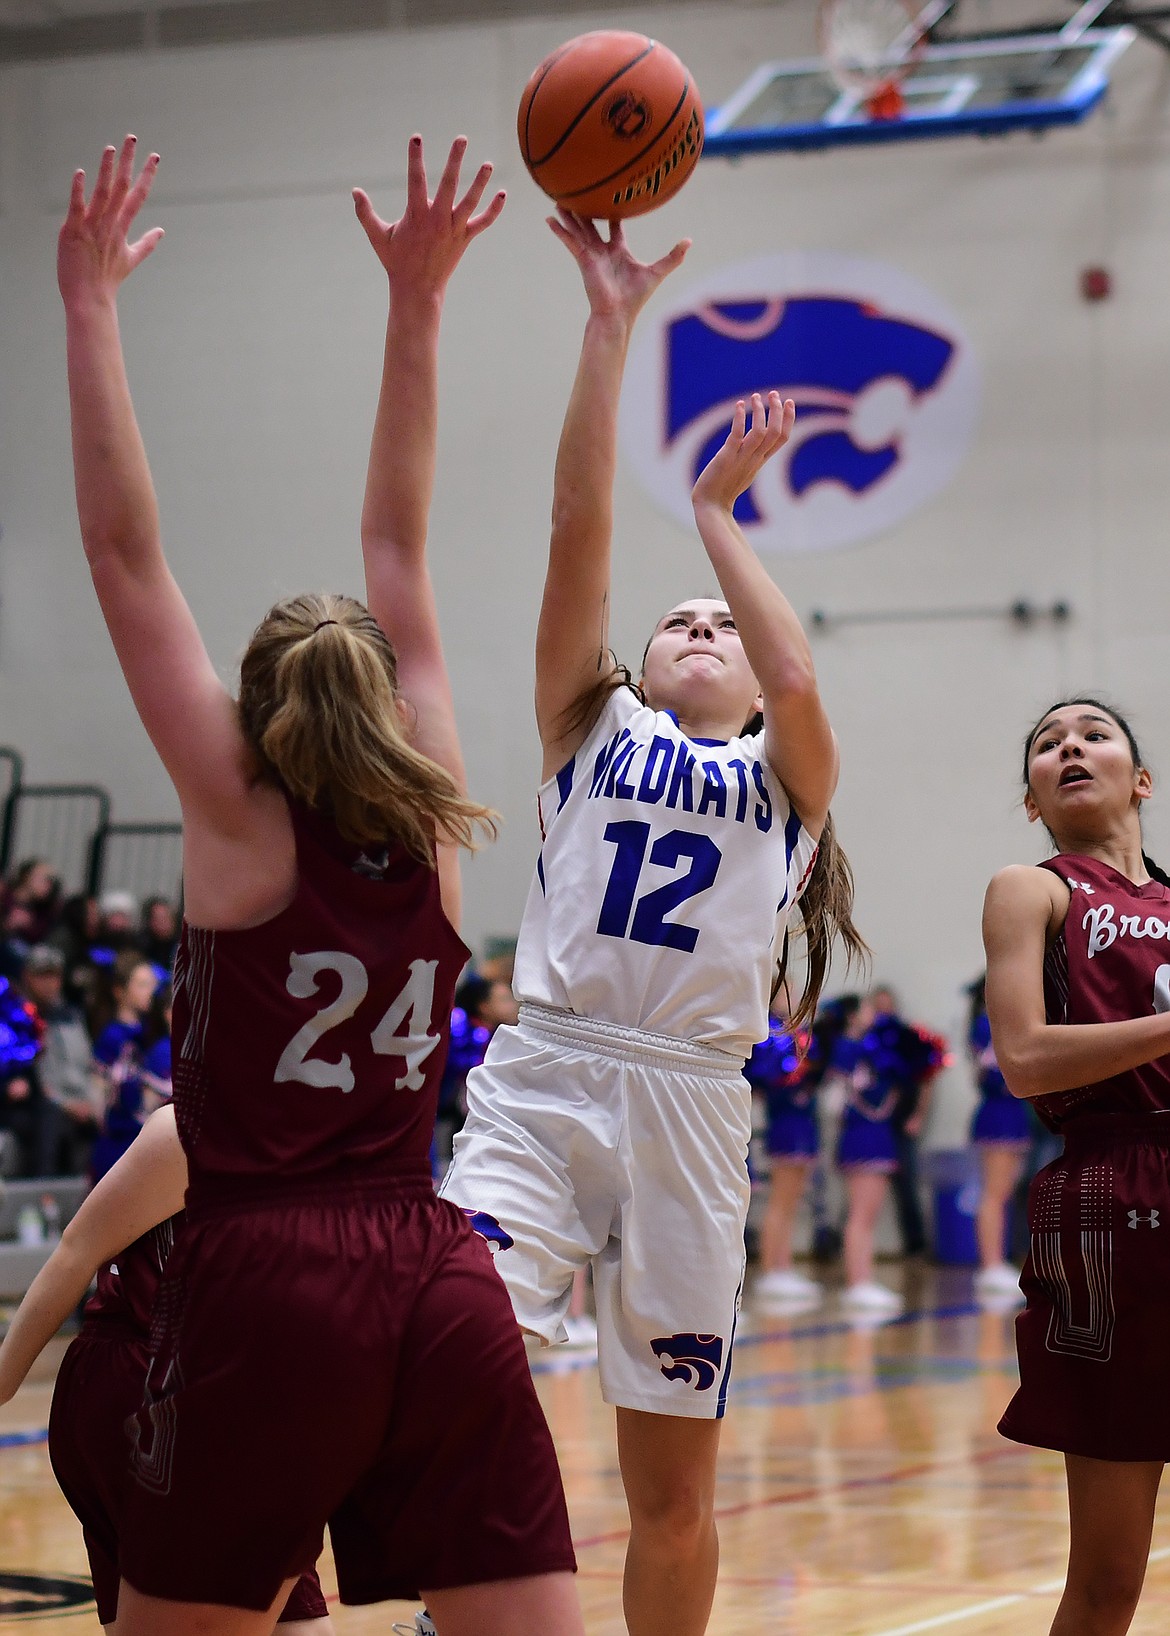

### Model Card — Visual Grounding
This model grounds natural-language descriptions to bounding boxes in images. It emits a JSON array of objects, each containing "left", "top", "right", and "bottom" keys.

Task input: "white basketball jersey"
[{"left": 512, "top": 688, "right": 819, "bottom": 1059}]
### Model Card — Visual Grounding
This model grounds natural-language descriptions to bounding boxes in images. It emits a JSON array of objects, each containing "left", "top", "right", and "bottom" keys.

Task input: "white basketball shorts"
[{"left": 439, "top": 1003, "right": 751, "bottom": 1420}]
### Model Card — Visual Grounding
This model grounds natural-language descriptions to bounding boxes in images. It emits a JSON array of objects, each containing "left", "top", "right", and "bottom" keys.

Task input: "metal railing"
[
  {"left": 0, "top": 784, "right": 111, "bottom": 896},
  {"left": 0, "top": 746, "right": 180, "bottom": 904},
  {"left": 89, "top": 821, "right": 183, "bottom": 904}
]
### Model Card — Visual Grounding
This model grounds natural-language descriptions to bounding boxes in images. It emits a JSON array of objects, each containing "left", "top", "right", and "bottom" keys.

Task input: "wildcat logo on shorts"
[
  {"left": 619, "top": 252, "right": 980, "bottom": 554},
  {"left": 650, "top": 1332, "right": 725, "bottom": 1391},
  {"left": 462, "top": 1208, "right": 515, "bottom": 1253}
]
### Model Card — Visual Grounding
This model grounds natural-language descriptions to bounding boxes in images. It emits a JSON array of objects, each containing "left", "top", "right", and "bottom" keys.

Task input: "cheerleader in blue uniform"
[
  {"left": 967, "top": 975, "right": 1029, "bottom": 1297},
  {"left": 747, "top": 1001, "right": 822, "bottom": 1304},
  {"left": 830, "top": 997, "right": 901, "bottom": 1310}
]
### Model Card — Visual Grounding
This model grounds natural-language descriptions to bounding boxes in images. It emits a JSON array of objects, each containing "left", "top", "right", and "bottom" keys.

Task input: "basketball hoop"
[{"left": 818, "top": 0, "right": 948, "bottom": 119}]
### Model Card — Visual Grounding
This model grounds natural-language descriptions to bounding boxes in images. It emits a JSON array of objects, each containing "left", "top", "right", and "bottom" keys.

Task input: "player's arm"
[
  {"left": 537, "top": 215, "right": 689, "bottom": 780},
  {"left": 353, "top": 136, "right": 505, "bottom": 926},
  {"left": 691, "top": 394, "right": 838, "bottom": 836},
  {"left": 60, "top": 137, "right": 261, "bottom": 834},
  {"left": 0, "top": 1106, "right": 186, "bottom": 1405},
  {"left": 984, "top": 864, "right": 1170, "bottom": 1096}
]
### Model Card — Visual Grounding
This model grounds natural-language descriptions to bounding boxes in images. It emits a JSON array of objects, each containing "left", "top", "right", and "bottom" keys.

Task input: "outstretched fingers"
[
  {"left": 434, "top": 135, "right": 468, "bottom": 213},
  {"left": 466, "top": 186, "right": 506, "bottom": 238},
  {"left": 118, "top": 150, "right": 160, "bottom": 237},
  {"left": 86, "top": 144, "right": 118, "bottom": 223},
  {"left": 455, "top": 159, "right": 492, "bottom": 220},
  {"left": 352, "top": 186, "right": 391, "bottom": 247},
  {"left": 404, "top": 133, "right": 428, "bottom": 215},
  {"left": 649, "top": 237, "right": 692, "bottom": 281}
]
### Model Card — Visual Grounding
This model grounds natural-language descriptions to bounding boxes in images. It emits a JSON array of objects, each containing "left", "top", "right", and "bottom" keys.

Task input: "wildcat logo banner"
[{"left": 619, "top": 252, "right": 980, "bottom": 554}]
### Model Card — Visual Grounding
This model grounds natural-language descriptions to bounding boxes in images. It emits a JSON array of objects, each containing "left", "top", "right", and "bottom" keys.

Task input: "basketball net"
[{"left": 818, "top": 0, "right": 947, "bottom": 120}]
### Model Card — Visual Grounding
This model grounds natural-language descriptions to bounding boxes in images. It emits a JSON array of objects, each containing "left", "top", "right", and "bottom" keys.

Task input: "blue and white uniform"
[{"left": 442, "top": 688, "right": 818, "bottom": 1418}]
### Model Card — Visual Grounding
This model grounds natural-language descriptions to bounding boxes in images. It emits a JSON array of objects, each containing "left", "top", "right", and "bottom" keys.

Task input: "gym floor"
[{"left": 3, "top": 1264, "right": 1168, "bottom": 1635}]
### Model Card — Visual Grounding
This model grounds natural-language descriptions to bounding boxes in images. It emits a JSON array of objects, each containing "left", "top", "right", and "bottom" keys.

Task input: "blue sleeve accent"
[
  {"left": 536, "top": 853, "right": 546, "bottom": 896},
  {"left": 783, "top": 807, "right": 804, "bottom": 870},
  {"left": 555, "top": 757, "right": 576, "bottom": 813}
]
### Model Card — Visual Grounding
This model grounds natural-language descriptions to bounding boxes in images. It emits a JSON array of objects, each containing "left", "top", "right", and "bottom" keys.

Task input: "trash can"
[{"left": 927, "top": 1149, "right": 980, "bottom": 1265}]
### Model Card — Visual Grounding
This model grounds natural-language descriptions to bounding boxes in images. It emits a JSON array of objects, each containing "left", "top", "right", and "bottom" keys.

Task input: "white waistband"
[{"left": 517, "top": 1003, "right": 744, "bottom": 1078}]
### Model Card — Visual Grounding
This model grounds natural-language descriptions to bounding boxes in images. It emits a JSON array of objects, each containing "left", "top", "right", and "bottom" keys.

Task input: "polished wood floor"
[{"left": 5, "top": 1263, "right": 1170, "bottom": 1634}]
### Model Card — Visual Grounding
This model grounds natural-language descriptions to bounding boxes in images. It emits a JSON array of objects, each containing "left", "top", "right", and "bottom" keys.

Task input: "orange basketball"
[{"left": 518, "top": 31, "right": 704, "bottom": 220}]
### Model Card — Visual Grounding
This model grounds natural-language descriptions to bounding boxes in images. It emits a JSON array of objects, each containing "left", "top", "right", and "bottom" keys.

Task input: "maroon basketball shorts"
[
  {"left": 48, "top": 1326, "right": 326, "bottom": 1625},
  {"left": 1000, "top": 1113, "right": 1170, "bottom": 1461},
  {"left": 119, "top": 1184, "right": 575, "bottom": 1611}
]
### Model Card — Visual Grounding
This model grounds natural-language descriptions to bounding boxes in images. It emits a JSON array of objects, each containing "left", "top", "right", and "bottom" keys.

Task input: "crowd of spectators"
[{"left": 0, "top": 858, "right": 177, "bottom": 1182}]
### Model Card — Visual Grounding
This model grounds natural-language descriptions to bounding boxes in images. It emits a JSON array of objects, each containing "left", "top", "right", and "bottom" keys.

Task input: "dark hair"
[
  {"left": 1023, "top": 696, "right": 1170, "bottom": 889},
  {"left": 88, "top": 948, "right": 157, "bottom": 1040},
  {"left": 776, "top": 811, "right": 869, "bottom": 1031},
  {"left": 966, "top": 972, "right": 987, "bottom": 1036},
  {"left": 454, "top": 974, "right": 492, "bottom": 1020}
]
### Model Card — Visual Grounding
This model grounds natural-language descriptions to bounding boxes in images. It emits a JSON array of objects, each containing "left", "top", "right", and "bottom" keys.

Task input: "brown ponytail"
[
  {"left": 237, "top": 593, "right": 496, "bottom": 864},
  {"left": 776, "top": 811, "right": 869, "bottom": 1032}
]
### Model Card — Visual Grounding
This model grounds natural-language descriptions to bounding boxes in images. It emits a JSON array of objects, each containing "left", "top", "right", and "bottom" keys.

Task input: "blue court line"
[{"left": 0, "top": 1429, "right": 48, "bottom": 1449}]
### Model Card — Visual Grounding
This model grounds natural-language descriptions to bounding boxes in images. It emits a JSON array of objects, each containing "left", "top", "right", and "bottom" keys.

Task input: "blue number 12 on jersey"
[{"left": 597, "top": 822, "right": 722, "bottom": 953}]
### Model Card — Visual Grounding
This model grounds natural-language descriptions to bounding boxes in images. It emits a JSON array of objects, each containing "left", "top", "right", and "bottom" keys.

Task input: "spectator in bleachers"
[
  {"left": 49, "top": 892, "right": 104, "bottom": 1010},
  {"left": 88, "top": 951, "right": 159, "bottom": 1182},
  {"left": 96, "top": 889, "right": 140, "bottom": 956},
  {"left": 140, "top": 982, "right": 173, "bottom": 1104},
  {"left": 19, "top": 945, "right": 101, "bottom": 1177},
  {"left": 0, "top": 961, "right": 47, "bottom": 1177},
  {"left": 139, "top": 895, "right": 178, "bottom": 973},
  {"left": 1, "top": 858, "right": 63, "bottom": 947}
]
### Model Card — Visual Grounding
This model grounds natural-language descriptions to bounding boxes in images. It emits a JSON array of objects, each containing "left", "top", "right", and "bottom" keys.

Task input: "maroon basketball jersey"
[
  {"left": 84, "top": 1214, "right": 181, "bottom": 1338},
  {"left": 1036, "top": 853, "right": 1170, "bottom": 1127},
  {"left": 171, "top": 800, "right": 468, "bottom": 1206}
]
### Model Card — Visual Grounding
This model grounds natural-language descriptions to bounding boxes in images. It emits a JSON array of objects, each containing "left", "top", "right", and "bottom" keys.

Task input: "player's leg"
[
  {"left": 1049, "top": 1456, "right": 1163, "bottom": 1636},
  {"left": 761, "top": 1157, "right": 812, "bottom": 1272},
  {"left": 423, "top": 1572, "right": 583, "bottom": 1636},
  {"left": 976, "top": 1143, "right": 1026, "bottom": 1270},
  {"left": 280, "top": 1623, "right": 335, "bottom": 1636},
  {"left": 115, "top": 1577, "right": 300, "bottom": 1636},
  {"left": 843, "top": 1167, "right": 888, "bottom": 1289},
  {"left": 616, "top": 1409, "right": 722, "bottom": 1636}
]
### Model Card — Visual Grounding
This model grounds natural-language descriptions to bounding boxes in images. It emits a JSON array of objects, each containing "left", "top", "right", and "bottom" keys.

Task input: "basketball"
[{"left": 517, "top": 31, "right": 704, "bottom": 220}]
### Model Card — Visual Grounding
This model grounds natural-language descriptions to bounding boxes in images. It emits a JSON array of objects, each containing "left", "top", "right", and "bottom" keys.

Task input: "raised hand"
[
  {"left": 692, "top": 392, "right": 796, "bottom": 511},
  {"left": 547, "top": 211, "right": 689, "bottom": 328},
  {"left": 58, "top": 136, "right": 164, "bottom": 308},
  {"left": 353, "top": 134, "right": 505, "bottom": 297}
]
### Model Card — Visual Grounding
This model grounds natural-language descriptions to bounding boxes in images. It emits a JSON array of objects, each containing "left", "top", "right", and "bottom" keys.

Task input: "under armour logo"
[
  {"left": 1067, "top": 877, "right": 1096, "bottom": 895},
  {"left": 1129, "top": 1209, "right": 1160, "bottom": 1229}
]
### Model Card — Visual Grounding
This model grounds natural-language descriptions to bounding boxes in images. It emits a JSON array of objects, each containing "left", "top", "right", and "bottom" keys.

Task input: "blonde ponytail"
[{"left": 237, "top": 593, "right": 496, "bottom": 864}]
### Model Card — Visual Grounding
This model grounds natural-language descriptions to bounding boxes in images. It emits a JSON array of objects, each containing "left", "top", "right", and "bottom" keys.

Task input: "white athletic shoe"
[
  {"left": 755, "top": 1268, "right": 822, "bottom": 1303},
  {"left": 392, "top": 1615, "right": 436, "bottom": 1636},
  {"left": 975, "top": 1262, "right": 1022, "bottom": 1295},
  {"left": 842, "top": 1280, "right": 903, "bottom": 1311},
  {"left": 561, "top": 1313, "right": 599, "bottom": 1350}
]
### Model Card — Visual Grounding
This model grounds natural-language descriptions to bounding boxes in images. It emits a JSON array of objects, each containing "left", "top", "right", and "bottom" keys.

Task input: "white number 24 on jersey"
[{"left": 274, "top": 951, "right": 440, "bottom": 1095}]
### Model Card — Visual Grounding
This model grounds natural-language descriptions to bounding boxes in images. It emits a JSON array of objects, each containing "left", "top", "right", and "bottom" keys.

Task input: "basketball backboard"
[{"left": 702, "top": 25, "right": 1135, "bottom": 153}]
